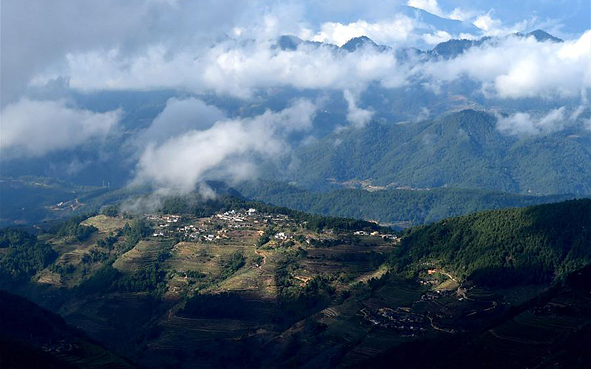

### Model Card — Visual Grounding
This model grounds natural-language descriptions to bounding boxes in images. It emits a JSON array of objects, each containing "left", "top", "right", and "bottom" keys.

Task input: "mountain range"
[{"left": 267, "top": 109, "right": 591, "bottom": 195}]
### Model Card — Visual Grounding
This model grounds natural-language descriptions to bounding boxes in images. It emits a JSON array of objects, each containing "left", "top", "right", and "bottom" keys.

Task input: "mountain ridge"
[{"left": 274, "top": 109, "right": 591, "bottom": 195}]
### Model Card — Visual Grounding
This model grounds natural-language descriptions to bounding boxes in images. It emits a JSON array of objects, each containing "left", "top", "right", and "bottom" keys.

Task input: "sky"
[{"left": 1, "top": 0, "right": 590, "bottom": 194}]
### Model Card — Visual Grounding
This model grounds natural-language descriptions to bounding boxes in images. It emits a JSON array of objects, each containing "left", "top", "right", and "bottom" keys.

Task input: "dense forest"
[
  {"left": 392, "top": 199, "right": 591, "bottom": 286},
  {"left": 0, "top": 228, "right": 57, "bottom": 282},
  {"left": 272, "top": 109, "right": 591, "bottom": 195},
  {"left": 236, "top": 180, "right": 575, "bottom": 226}
]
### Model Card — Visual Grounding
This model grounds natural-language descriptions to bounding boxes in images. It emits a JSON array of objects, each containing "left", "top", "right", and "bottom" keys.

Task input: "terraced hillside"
[{"left": 1, "top": 197, "right": 590, "bottom": 368}]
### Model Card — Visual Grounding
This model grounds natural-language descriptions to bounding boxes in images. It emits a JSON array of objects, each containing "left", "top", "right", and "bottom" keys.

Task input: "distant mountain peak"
[
  {"left": 277, "top": 35, "right": 303, "bottom": 50},
  {"left": 341, "top": 36, "right": 389, "bottom": 52},
  {"left": 429, "top": 29, "right": 561, "bottom": 60},
  {"left": 276, "top": 35, "right": 335, "bottom": 51},
  {"left": 520, "top": 29, "right": 563, "bottom": 43}
]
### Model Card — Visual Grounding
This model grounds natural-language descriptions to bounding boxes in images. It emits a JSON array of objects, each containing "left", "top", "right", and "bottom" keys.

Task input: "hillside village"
[{"left": 145, "top": 208, "right": 399, "bottom": 246}]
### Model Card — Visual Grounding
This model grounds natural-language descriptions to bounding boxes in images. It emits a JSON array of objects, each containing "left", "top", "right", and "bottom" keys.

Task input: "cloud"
[
  {"left": 309, "top": 15, "right": 417, "bottom": 46},
  {"left": 343, "top": 90, "right": 374, "bottom": 128},
  {"left": 0, "top": 0, "right": 248, "bottom": 105},
  {"left": 0, "top": 98, "right": 121, "bottom": 157},
  {"left": 30, "top": 24, "right": 588, "bottom": 104},
  {"left": 494, "top": 106, "right": 590, "bottom": 136},
  {"left": 421, "top": 30, "right": 452, "bottom": 45},
  {"left": 39, "top": 38, "right": 406, "bottom": 98},
  {"left": 407, "top": 0, "right": 444, "bottom": 17},
  {"left": 419, "top": 30, "right": 591, "bottom": 99},
  {"left": 471, "top": 13, "right": 535, "bottom": 37},
  {"left": 133, "top": 99, "right": 316, "bottom": 193},
  {"left": 447, "top": 8, "right": 478, "bottom": 22},
  {"left": 139, "top": 97, "right": 226, "bottom": 144}
]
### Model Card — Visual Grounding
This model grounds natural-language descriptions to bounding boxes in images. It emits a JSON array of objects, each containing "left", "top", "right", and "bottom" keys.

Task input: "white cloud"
[
  {"left": 139, "top": 97, "right": 226, "bottom": 144},
  {"left": 472, "top": 13, "right": 536, "bottom": 37},
  {"left": 448, "top": 8, "right": 478, "bottom": 22},
  {"left": 419, "top": 30, "right": 591, "bottom": 99},
  {"left": 422, "top": 30, "right": 452, "bottom": 45},
  {"left": 343, "top": 90, "right": 374, "bottom": 128},
  {"left": 25, "top": 10, "right": 591, "bottom": 107},
  {"left": 495, "top": 107, "right": 586, "bottom": 136},
  {"left": 133, "top": 99, "right": 316, "bottom": 193},
  {"left": 407, "top": 0, "right": 444, "bottom": 17},
  {"left": 309, "top": 16, "right": 417, "bottom": 46},
  {"left": 40, "top": 38, "right": 406, "bottom": 98},
  {"left": 0, "top": 98, "right": 121, "bottom": 157}
]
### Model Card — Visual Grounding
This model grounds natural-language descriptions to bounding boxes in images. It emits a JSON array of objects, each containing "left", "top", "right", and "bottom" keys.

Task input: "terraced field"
[
  {"left": 82, "top": 215, "right": 128, "bottom": 234},
  {"left": 113, "top": 240, "right": 168, "bottom": 272}
]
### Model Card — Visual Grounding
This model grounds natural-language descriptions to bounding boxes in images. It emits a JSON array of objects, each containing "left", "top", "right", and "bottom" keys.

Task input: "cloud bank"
[
  {"left": 0, "top": 99, "right": 121, "bottom": 157},
  {"left": 30, "top": 29, "right": 589, "bottom": 103},
  {"left": 133, "top": 99, "right": 316, "bottom": 193}
]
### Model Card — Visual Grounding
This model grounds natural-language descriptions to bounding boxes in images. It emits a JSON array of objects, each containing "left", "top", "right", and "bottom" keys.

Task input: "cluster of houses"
[
  {"left": 148, "top": 214, "right": 182, "bottom": 223},
  {"left": 215, "top": 209, "right": 252, "bottom": 224},
  {"left": 145, "top": 209, "right": 398, "bottom": 250},
  {"left": 353, "top": 230, "right": 399, "bottom": 242},
  {"left": 42, "top": 339, "right": 81, "bottom": 354},
  {"left": 274, "top": 232, "right": 291, "bottom": 240},
  {"left": 147, "top": 208, "right": 299, "bottom": 243},
  {"left": 361, "top": 307, "right": 428, "bottom": 337}
]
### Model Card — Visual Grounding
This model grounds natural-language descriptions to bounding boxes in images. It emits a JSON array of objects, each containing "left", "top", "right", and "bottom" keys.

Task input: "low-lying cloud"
[
  {"left": 343, "top": 90, "right": 374, "bottom": 128},
  {"left": 47, "top": 39, "right": 405, "bottom": 99},
  {"left": 496, "top": 106, "right": 588, "bottom": 136},
  {"left": 419, "top": 30, "right": 591, "bottom": 99},
  {"left": 0, "top": 98, "right": 121, "bottom": 158},
  {"left": 139, "top": 97, "right": 226, "bottom": 144},
  {"left": 132, "top": 99, "right": 316, "bottom": 194}
]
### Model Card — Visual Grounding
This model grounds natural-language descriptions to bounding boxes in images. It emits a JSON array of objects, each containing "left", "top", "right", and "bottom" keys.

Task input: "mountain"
[
  {"left": 400, "top": 5, "right": 482, "bottom": 37},
  {"left": 394, "top": 199, "right": 591, "bottom": 286},
  {"left": 234, "top": 180, "right": 575, "bottom": 226},
  {"left": 1, "top": 197, "right": 590, "bottom": 368},
  {"left": 276, "top": 35, "right": 332, "bottom": 51},
  {"left": 278, "top": 29, "right": 562, "bottom": 60},
  {"left": 0, "top": 175, "right": 149, "bottom": 227},
  {"left": 361, "top": 262, "right": 591, "bottom": 369},
  {"left": 340, "top": 36, "right": 390, "bottom": 52},
  {"left": 520, "top": 29, "right": 564, "bottom": 43},
  {"left": 276, "top": 109, "right": 591, "bottom": 195},
  {"left": 429, "top": 37, "right": 491, "bottom": 59}
]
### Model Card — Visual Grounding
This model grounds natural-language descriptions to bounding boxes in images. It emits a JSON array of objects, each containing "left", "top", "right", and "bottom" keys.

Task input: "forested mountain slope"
[
  {"left": 394, "top": 199, "right": 591, "bottom": 286},
  {"left": 235, "top": 180, "right": 575, "bottom": 226},
  {"left": 280, "top": 109, "right": 591, "bottom": 195}
]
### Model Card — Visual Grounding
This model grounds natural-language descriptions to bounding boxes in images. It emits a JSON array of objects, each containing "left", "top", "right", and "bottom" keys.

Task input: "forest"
[{"left": 392, "top": 199, "right": 591, "bottom": 286}]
